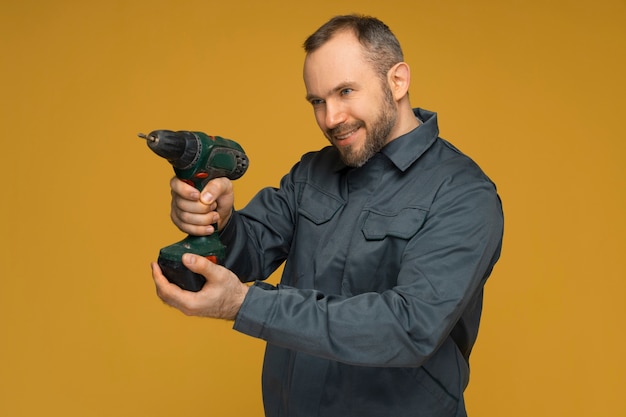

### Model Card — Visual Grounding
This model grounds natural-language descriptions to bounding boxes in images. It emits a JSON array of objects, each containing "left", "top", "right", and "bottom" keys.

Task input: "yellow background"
[{"left": 1, "top": 0, "right": 625, "bottom": 416}]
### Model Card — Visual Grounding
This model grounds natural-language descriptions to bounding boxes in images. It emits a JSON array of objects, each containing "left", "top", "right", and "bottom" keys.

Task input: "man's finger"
[
  {"left": 181, "top": 253, "right": 217, "bottom": 279},
  {"left": 171, "top": 176, "right": 200, "bottom": 200},
  {"left": 151, "top": 262, "right": 169, "bottom": 286},
  {"left": 200, "top": 177, "right": 229, "bottom": 205}
]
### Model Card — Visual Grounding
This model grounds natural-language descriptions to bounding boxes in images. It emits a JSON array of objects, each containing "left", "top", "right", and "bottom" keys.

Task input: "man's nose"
[{"left": 324, "top": 100, "right": 347, "bottom": 129}]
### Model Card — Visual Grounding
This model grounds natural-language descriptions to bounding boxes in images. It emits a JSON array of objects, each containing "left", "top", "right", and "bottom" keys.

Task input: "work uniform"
[{"left": 221, "top": 108, "right": 504, "bottom": 417}]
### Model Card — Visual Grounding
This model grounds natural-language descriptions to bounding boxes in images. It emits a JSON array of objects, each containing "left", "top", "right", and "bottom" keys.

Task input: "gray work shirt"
[{"left": 222, "top": 108, "right": 504, "bottom": 417}]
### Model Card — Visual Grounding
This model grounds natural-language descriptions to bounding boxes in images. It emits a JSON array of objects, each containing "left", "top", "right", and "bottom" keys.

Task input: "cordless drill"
[{"left": 138, "top": 130, "right": 249, "bottom": 291}]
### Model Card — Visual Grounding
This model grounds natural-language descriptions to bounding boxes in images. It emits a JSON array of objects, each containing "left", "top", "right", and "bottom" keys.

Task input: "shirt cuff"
[
  {"left": 233, "top": 281, "right": 278, "bottom": 339},
  {"left": 217, "top": 209, "right": 237, "bottom": 243}
]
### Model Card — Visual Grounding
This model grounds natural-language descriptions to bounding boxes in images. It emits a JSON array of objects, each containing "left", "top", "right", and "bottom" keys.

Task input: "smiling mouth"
[
  {"left": 330, "top": 125, "right": 361, "bottom": 144},
  {"left": 335, "top": 128, "right": 358, "bottom": 140}
]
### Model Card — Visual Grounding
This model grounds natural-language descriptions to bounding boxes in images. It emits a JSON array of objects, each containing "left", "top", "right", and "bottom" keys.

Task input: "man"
[{"left": 151, "top": 14, "right": 504, "bottom": 417}]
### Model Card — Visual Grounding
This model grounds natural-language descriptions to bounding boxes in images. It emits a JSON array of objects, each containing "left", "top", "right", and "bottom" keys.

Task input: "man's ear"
[{"left": 387, "top": 62, "right": 411, "bottom": 101}]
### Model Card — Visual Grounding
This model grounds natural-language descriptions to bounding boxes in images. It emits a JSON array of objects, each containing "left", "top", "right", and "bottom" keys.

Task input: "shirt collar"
[{"left": 381, "top": 108, "right": 439, "bottom": 172}]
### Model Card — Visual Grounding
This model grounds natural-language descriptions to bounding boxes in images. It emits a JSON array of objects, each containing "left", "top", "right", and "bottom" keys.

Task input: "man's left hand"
[{"left": 151, "top": 254, "right": 248, "bottom": 320}]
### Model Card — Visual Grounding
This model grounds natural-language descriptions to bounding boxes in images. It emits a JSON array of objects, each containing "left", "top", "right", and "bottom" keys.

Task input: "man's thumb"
[{"left": 181, "top": 253, "right": 215, "bottom": 276}]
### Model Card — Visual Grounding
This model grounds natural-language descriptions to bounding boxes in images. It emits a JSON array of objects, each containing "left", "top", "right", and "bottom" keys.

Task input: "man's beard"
[{"left": 327, "top": 86, "right": 397, "bottom": 168}]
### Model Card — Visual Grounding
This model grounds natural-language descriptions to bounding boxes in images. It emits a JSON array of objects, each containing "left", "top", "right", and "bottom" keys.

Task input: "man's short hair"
[{"left": 303, "top": 14, "right": 405, "bottom": 80}]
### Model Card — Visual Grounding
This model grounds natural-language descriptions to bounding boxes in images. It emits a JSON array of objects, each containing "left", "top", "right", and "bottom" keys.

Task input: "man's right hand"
[{"left": 169, "top": 176, "right": 235, "bottom": 236}]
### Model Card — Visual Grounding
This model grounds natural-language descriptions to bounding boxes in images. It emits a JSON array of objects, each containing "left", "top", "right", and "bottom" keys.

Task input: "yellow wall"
[{"left": 1, "top": 0, "right": 624, "bottom": 416}]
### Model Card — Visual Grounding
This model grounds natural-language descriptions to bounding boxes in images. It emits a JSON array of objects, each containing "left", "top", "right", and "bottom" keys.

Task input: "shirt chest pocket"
[
  {"left": 297, "top": 185, "right": 344, "bottom": 225},
  {"left": 343, "top": 207, "right": 429, "bottom": 295},
  {"left": 362, "top": 207, "right": 428, "bottom": 241}
]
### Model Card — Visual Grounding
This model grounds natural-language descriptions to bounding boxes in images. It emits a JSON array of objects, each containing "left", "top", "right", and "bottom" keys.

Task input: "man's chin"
[{"left": 337, "top": 146, "right": 369, "bottom": 168}]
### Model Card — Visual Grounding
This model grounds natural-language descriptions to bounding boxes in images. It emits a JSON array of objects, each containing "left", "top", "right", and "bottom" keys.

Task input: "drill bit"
[{"left": 137, "top": 133, "right": 158, "bottom": 143}]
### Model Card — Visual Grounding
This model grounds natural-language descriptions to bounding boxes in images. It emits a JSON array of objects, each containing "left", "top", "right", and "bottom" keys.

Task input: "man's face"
[{"left": 303, "top": 31, "right": 398, "bottom": 167}]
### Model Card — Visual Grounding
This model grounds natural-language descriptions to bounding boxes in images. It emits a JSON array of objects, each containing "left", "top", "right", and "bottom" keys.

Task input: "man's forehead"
[
  {"left": 303, "top": 32, "right": 367, "bottom": 77},
  {"left": 303, "top": 36, "right": 377, "bottom": 98}
]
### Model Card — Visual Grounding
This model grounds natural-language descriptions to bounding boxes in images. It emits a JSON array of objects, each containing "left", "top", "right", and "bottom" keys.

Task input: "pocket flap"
[
  {"left": 362, "top": 207, "right": 427, "bottom": 240},
  {"left": 298, "top": 186, "right": 344, "bottom": 225}
]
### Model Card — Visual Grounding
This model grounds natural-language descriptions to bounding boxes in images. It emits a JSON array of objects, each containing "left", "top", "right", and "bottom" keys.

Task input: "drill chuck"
[{"left": 143, "top": 130, "right": 202, "bottom": 170}]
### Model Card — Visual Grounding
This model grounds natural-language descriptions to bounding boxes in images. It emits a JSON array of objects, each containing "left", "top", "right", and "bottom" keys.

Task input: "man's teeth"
[{"left": 336, "top": 129, "right": 357, "bottom": 140}]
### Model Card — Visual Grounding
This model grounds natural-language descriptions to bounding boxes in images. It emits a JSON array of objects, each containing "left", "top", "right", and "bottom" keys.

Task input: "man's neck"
[{"left": 388, "top": 103, "right": 421, "bottom": 144}]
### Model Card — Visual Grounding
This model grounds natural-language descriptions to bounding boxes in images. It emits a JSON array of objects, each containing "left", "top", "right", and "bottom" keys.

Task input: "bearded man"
[{"left": 152, "top": 14, "right": 504, "bottom": 417}]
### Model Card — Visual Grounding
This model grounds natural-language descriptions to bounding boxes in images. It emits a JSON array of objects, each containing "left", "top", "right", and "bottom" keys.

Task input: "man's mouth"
[
  {"left": 329, "top": 123, "right": 362, "bottom": 144},
  {"left": 334, "top": 128, "right": 358, "bottom": 141}
]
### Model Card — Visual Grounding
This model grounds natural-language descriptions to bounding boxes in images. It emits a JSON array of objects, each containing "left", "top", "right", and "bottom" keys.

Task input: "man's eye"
[
  {"left": 310, "top": 99, "right": 324, "bottom": 106},
  {"left": 340, "top": 88, "right": 353, "bottom": 96}
]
